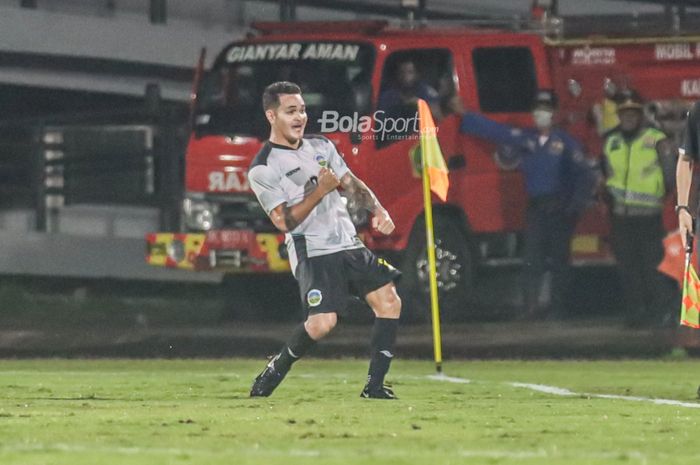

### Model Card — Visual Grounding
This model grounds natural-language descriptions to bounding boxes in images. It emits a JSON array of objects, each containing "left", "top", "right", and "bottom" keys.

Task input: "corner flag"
[
  {"left": 681, "top": 235, "right": 700, "bottom": 328},
  {"left": 417, "top": 99, "right": 449, "bottom": 201},
  {"left": 416, "top": 99, "right": 450, "bottom": 373}
]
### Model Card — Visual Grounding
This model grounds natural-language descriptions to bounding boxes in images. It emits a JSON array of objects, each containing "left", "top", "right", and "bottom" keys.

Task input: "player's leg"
[
  {"left": 269, "top": 312, "right": 338, "bottom": 377},
  {"left": 249, "top": 312, "right": 337, "bottom": 397},
  {"left": 363, "top": 282, "right": 401, "bottom": 399},
  {"left": 250, "top": 253, "right": 346, "bottom": 397},
  {"left": 347, "top": 248, "right": 402, "bottom": 399}
]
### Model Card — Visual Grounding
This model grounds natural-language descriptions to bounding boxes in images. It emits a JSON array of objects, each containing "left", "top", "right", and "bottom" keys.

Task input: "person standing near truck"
[
  {"left": 452, "top": 89, "right": 596, "bottom": 319},
  {"left": 603, "top": 91, "right": 678, "bottom": 327}
]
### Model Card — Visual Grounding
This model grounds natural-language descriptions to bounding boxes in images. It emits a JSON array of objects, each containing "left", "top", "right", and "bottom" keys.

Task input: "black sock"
[
  {"left": 273, "top": 323, "right": 315, "bottom": 374},
  {"left": 367, "top": 318, "right": 399, "bottom": 389}
]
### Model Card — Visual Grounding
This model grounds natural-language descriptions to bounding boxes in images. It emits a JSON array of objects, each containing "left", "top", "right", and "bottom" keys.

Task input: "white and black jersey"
[{"left": 248, "top": 135, "right": 363, "bottom": 274}]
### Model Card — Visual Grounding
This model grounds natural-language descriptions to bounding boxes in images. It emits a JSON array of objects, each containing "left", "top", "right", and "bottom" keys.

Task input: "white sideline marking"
[
  {"left": 509, "top": 382, "right": 700, "bottom": 409},
  {"left": 459, "top": 449, "right": 649, "bottom": 463},
  {"left": 426, "top": 373, "right": 471, "bottom": 384},
  {"left": 421, "top": 375, "right": 700, "bottom": 409},
  {"left": 510, "top": 382, "right": 576, "bottom": 396},
  {"left": 459, "top": 449, "right": 547, "bottom": 459}
]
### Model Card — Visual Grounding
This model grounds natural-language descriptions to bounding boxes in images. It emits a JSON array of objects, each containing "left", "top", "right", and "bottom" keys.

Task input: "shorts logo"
[
  {"left": 315, "top": 155, "right": 328, "bottom": 167},
  {"left": 307, "top": 289, "right": 323, "bottom": 307},
  {"left": 378, "top": 258, "right": 397, "bottom": 271}
]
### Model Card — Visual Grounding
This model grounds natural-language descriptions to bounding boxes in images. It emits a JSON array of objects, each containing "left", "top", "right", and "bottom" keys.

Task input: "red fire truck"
[{"left": 146, "top": 13, "right": 698, "bottom": 319}]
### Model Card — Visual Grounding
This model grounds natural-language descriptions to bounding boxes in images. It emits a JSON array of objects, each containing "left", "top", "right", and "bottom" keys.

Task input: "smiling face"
[{"left": 266, "top": 93, "right": 307, "bottom": 148}]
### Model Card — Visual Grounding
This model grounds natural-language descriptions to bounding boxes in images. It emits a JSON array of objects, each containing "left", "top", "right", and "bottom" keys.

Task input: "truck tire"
[{"left": 398, "top": 216, "right": 474, "bottom": 322}]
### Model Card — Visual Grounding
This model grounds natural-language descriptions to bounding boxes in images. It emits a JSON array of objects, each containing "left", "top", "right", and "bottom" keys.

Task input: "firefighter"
[
  {"left": 453, "top": 90, "right": 596, "bottom": 319},
  {"left": 603, "top": 91, "right": 678, "bottom": 327}
]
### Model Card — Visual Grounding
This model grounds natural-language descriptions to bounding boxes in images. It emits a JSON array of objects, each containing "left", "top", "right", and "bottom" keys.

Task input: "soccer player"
[{"left": 248, "top": 81, "right": 402, "bottom": 399}]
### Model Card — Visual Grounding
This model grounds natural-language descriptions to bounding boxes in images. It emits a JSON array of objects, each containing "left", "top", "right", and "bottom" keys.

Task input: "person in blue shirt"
[{"left": 453, "top": 90, "right": 596, "bottom": 319}]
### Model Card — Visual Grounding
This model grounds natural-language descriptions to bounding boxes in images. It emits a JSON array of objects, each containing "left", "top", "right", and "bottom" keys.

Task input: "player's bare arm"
[
  {"left": 340, "top": 172, "right": 395, "bottom": 235},
  {"left": 677, "top": 149, "right": 694, "bottom": 249},
  {"left": 269, "top": 167, "right": 340, "bottom": 232}
]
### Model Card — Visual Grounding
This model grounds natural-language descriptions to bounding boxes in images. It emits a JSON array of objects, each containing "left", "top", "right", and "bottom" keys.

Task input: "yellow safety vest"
[{"left": 604, "top": 127, "right": 667, "bottom": 215}]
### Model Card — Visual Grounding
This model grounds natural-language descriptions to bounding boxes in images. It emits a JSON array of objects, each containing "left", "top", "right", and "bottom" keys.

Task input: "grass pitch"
[{"left": 1, "top": 359, "right": 700, "bottom": 464}]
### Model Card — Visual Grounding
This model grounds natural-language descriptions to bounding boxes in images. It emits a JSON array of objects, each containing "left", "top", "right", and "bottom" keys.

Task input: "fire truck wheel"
[{"left": 398, "top": 216, "right": 474, "bottom": 323}]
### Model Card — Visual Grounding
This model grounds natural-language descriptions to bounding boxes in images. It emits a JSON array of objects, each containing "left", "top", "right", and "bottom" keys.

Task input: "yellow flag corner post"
[
  {"left": 417, "top": 99, "right": 449, "bottom": 373},
  {"left": 681, "top": 235, "right": 700, "bottom": 328}
]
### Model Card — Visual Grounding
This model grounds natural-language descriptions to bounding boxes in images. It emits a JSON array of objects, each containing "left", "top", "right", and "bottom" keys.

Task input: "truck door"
[{"left": 456, "top": 41, "right": 547, "bottom": 234}]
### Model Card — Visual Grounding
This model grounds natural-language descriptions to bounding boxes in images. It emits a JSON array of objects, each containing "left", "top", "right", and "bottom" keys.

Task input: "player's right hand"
[
  {"left": 317, "top": 167, "right": 340, "bottom": 195},
  {"left": 679, "top": 209, "right": 694, "bottom": 251}
]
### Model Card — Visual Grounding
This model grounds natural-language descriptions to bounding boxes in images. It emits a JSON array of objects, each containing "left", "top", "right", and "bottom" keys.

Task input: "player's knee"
[
  {"left": 305, "top": 312, "right": 337, "bottom": 339},
  {"left": 375, "top": 292, "right": 401, "bottom": 318}
]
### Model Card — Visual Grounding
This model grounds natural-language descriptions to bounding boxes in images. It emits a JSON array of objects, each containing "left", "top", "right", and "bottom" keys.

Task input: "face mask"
[{"left": 533, "top": 109, "right": 553, "bottom": 129}]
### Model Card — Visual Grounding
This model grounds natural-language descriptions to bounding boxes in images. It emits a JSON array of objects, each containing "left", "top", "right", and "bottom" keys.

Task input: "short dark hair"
[{"left": 262, "top": 81, "right": 302, "bottom": 111}]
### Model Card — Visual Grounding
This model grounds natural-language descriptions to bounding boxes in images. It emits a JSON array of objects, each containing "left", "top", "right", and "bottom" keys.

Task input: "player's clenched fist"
[
  {"left": 372, "top": 207, "right": 395, "bottom": 235},
  {"left": 318, "top": 167, "right": 340, "bottom": 194}
]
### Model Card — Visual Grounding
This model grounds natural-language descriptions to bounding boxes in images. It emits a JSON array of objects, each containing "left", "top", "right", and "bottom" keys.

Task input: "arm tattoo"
[
  {"left": 342, "top": 174, "right": 380, "bottom": 212},
  {"left": 282, "top": 204, "right": 300, "bottom": 231}
]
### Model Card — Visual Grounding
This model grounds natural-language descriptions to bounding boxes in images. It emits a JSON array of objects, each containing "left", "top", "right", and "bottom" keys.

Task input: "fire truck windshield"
[{"left": 194, "top": 42, "right": 375, "bottom": 139}]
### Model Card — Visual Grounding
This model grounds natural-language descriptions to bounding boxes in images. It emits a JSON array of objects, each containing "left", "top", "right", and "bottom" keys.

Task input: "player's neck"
[{"left": 269, "top": 131, "right": 301, "bottom": 149}]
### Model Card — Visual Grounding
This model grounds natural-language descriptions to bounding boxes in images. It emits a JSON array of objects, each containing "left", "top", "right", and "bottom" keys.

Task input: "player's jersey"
[{"left": 248, "top": 135, "right": 363, "bottom": 274}]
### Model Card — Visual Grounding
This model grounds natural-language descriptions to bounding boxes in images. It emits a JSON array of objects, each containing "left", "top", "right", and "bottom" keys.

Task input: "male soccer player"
[{"left": 248, "top": 81, "right": 402, "bottom": 399}]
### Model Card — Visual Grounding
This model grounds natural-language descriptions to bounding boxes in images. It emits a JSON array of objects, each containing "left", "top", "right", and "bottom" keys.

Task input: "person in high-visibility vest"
[{"left": 603, "top": 90, "right": 678, "bottom": 327}]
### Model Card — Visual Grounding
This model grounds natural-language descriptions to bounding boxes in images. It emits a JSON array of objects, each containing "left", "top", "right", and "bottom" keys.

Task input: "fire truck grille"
[{"left": 216, "top": 201, "right": 277, "bottom": 233}]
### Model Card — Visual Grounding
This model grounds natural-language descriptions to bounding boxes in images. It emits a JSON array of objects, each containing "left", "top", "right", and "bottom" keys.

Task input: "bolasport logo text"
[{"left": 317, "top": 110, "right": 434, "bottom": 141}]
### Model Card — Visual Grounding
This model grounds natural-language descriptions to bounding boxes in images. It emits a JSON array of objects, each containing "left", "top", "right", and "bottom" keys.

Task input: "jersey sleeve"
[
  {"left": 325, "top": 138, "right": 351, "bottom": 179},
  {"left": 248, "top": 164, "right": 287, "bottom": 215}
]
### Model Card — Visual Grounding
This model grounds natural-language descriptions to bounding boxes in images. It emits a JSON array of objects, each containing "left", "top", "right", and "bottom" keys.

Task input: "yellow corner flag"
[
  {"left": 681, "top": 253, "right": 700, "bottom": 328},
  {"left": 416, "top": 98, "right": 449, "bottom": 373},
  {"left": 417, "top": 99, "right": 449, "bottom": 201}
]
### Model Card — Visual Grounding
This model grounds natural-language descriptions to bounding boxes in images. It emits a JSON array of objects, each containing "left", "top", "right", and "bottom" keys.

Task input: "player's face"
[{"left": 267, "top": 93, "right": 307, "bottom": 145}]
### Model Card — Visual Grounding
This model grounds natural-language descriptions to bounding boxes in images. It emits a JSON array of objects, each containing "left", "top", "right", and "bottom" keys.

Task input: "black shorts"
[{"left": 295, "top": 247, "right": 401, "bottom": 315}]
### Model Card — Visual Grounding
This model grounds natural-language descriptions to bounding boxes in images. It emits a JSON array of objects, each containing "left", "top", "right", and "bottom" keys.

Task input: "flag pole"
[{"left": 420, "top": 119, "right": 443, "bottom": 374}]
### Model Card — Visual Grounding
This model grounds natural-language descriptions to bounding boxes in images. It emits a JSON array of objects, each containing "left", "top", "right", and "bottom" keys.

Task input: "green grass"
[{"left": 1, "top": 359, "right": 700, "bottom": 464}]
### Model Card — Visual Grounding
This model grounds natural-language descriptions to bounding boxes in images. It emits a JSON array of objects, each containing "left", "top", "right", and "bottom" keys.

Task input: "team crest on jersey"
[
  {"left": 315, "top": 155, "right": 328, "bottom": 167},
  {"left": 307, "top": 289, "right": 323, "bottom": 307}
]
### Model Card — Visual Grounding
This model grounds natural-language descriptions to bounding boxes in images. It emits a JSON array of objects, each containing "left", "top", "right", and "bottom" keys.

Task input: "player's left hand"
[{"left": 372, "top": 208, "right": 395, "bottom": 235}]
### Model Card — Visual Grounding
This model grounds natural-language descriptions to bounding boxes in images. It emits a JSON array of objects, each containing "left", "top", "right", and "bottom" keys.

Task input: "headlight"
[{"left": 183, "top": 197, "right": 216, "bottom": 231}]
